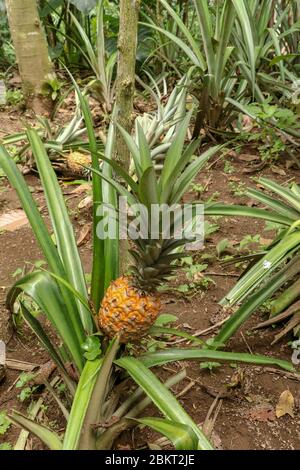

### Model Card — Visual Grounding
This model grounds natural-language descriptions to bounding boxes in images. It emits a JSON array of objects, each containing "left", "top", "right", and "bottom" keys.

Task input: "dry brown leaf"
[
  {"left": 227, "top": 369, "right": 244, "bottom": 389},
  {"left": 260, "top": 237, "right": 273, "bottom": 246},
  {"left": 276, "top": 390, "right": 295, "bottom": 418},
  {"left": 242, "top": 162, "right": 265, "bottom": 173},
  {"left": 271, "top": 166, "right": 286, "bottom": 176},
  {"left": 33, "top": 360, "right": 56, "bottom": 385},
  {"left": 238, "top": 154, "right": 260, "bottom": 163},
  {"left": 78, "top": 195, "right": 92, "bottom": 210},
  {"left": 246, "top": 199, "right": 259, "bottom": 207},
  {"left": 77, "top": 224, "right": 91, "bottom": 247},
  {"left": 69, "top": 183, "right": 91, "bottom": 195},
  {"left": 0, "top": 210, "right": 28, "bottom": 232},
  {"left": 248, "top": 404, "right": 276, "bottom": 422}
]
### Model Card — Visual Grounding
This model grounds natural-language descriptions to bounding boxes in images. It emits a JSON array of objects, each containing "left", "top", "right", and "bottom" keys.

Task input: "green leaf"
[
  {"left": 159, "top": 0, "right": 206, "bottom": 70},
  {"left": 231, "top": 0, "right": 256, "bottom": 95},
  {"left": 215, "top": 257, "right": 300, "bottom": 346},
  {"left": 115, "top": 357, "right": 213, "bottom": 450},
  {"left": 224, "top": 232, "right": 300, "bottom": 305},
  {"left": 8, "top": 271, "right": 84, "bottom": 372},
  {"left": 204, "top": 203, "right": 293, "bottom": 227},
  {"left": 171, "top": 145, "right": 221, "bottom": 204},
  {"left": 27, "top": 129, "right": 93, "bottom": 335},
  {"left": 154, "top": 314, "right": 178, "bottom": 327},
  {"left": 138, "top": 166, "right": 159, "bottom": 209},
  {"left": 81, "top": 336, "right": 102, "bottom": 361},
  {"left": 101, "top": 118, "right": 119, "bottom": 290},
  {"left": 0, "top": 145, "right": 82, "bottom": 343},
  {"left": 149, "top": 326, "right": 204, "bottom": 346},
  {"left": 140, "top": 22, "right": 204, "bottom": 69},
  {"left": 135, "top": 417, "right": 198, "bottom": 450},
  {"left": 136, "top": 122, "right": 153, "bottom": 172},
  {"left": 116, "top": 124, "right": 143, "bottom": 180},
  {"left": 0, "top": 411, "right": 11, "bottom": 435},
  {"left": 67, "top": 72, "right": 105, "bottom": 312},
  {"left": 216, "top": 239, "right": 229, "bottom": 257},
  {"left": 9, "top": 411, "right": 62, "bottom": 450},
  {"left": 63, "top": 358, "right": 102, "bottom": 450},
  {"left": 19, "top": 302, "right": 76, "bottom": 396},
  {"left": 159, "top": 111, "right": 193, "bottom": 202},
  {"left": 140, "top": 348, "right": 295, "bottom": 372},
  {"left": 78, "top": 338, "right": 120, "bottom": 450}
]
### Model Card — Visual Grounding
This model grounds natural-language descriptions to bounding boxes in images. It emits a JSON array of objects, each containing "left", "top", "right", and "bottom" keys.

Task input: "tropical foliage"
[{"left": 0, "top": 0, "right": 299, "bottom": 452}]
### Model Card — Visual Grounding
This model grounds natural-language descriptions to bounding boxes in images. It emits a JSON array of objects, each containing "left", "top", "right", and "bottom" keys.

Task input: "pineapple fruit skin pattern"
[{"left": 98, "top": 276, "right": 161, "bottom": 343}]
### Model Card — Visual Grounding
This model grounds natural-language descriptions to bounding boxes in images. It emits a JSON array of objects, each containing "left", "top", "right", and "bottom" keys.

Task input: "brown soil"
[{"left": 0, "top": 106, "right": 300, "bottom": 451}]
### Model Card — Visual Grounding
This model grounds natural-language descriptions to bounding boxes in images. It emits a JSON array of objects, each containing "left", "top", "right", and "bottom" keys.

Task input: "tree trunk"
[
  {"left": 114, "top": 0, "right": 140, "bottom": 275},
  {"left": 5, "top": 0, "right": 54, "bottom": 114}
]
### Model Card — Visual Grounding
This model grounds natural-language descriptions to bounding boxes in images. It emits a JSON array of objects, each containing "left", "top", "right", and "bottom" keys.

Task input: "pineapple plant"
[
  {"left": 98, "top": 113, "right": 221, "bottom": 343},
  {"left": 54, "top": 151, "right": 92, "bottom": 178}
]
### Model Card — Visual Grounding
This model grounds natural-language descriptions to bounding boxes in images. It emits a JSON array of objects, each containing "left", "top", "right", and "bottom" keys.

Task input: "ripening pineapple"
[
  {"left": 51, "top": 151, "right": 91, "bottom": 178},
  {"left": 65, "top": 151, "right": 91, "bottom": 178},
  {"left": 98, "top": 113, "right": 220, "bottom": 343},
  {"left": 99, "top": 276, "right": 161, "bottom": 343}
]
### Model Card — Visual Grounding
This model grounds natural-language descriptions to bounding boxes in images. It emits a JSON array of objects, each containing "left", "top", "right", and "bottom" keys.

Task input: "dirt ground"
[{"left": 0, "top": 104, "right": 300, "bottom": 451}]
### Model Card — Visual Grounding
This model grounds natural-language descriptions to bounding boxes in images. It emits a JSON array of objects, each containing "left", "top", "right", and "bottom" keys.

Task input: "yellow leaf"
[{"left": 276, "top": 390, "right": 294, "bottom": 418}]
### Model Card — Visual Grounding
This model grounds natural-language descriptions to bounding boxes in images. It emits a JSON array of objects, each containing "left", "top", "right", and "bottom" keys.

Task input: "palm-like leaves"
[
  {"left": 1, "top": 105, "right": 295, "bottom": 450},
  {"left": 206, "top": 177, "right": 300, "bottom": 345}
]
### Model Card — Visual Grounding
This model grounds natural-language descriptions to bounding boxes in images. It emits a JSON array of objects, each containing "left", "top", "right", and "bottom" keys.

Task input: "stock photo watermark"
[
  {"left": 292, "top": 339, "right": 300, "bottom": 366},
  {"left": 95, "top": 197, "right": 204, "bottom": 251}
]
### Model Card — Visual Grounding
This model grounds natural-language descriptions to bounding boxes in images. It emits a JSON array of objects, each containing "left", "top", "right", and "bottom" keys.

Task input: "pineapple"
[
  {"left": 98, "top": 113, "right": 220, "bottom": 343},
  {"left": 51, "top": 151, "right": 92, "bottom": 178},
  {"left": 99, "top": 276, "right": 161, "bottom": 343},
  {"left": 65, "top": 151, "right": 91, "bottom": 178}
]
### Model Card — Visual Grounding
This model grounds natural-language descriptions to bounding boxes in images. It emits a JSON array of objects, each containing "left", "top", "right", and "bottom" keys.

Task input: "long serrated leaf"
[
  {"left": 246, "top": 188, "right": 300, "bottom": 221},
  {"left": 258, "top": 177, "right": 300, "bottom": 213},
  {"left": 204, "top": 203, "right": 293, "bottom": 226},
  {"left": 140, "top": 22, "right": 204, "bottom": 69},
  {"left": 9, "top": 411, "right": 62, "bottom": 450},
  {"left": 215, "top": 257, "right": 300, "bottom": 346},
  {"left": 63, "top": 358, "right": 102, "bottom": 450},
  {"left": 138, "top": 166, "right": 159, "bottom": 209},
  {"left": 159, "top": 112, "right": 193, "bottom": 202},
  {"left": 67, "top": 71, "right": 105, "bottom": 312},
  {"left": 115, "top": 357, "right": 213, "bottom": 450},
  {"left": 27, "top": 129, "right": 92, "bottom": 335},
  {"left": 140, "top": 349, "right": 294, "bottom": 372},
  {"left": 0, "top": 146, "right": 81, "bottom": 341},
  {"left": 135, "top": 417, "right": 198, "bottom": 450},
  {"left": 7, "top": 271, "right": 84, "bottom": 372},
  {"left": 224, "top": 232, "right": 300, "bottom": 305},
  {"left": 102, "top": 117, "right": 119, "bottom": 290},
  {"left": 159, "top": 0, "right": 206, "bottom": 70},
  {"left": 170, "top": 145, "right": 221, "bottom": 204},
  {"left": 231, "top": 0, "right": 256, "bottom": 95},
  {"left": 20, "top": 302, "right": 76, "bottom": 395}
]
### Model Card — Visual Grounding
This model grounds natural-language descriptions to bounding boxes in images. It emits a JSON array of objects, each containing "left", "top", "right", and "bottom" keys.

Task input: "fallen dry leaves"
[
  {"left": 0, "top": 209, "right": 28, "bottom": 232},
  {"left": 276, "top": 390, "right": 295, "bottom": 418}
]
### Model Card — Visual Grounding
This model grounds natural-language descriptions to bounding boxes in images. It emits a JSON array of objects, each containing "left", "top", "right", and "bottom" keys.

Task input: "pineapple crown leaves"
[{"left": 88, "top": 115, "right": 221, "bottom": 282}]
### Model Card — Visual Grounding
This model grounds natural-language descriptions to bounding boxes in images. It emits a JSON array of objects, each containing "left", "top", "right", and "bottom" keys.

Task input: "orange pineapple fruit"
[{"left": 98, "top": 276, "right": 161, "bottom": 343}]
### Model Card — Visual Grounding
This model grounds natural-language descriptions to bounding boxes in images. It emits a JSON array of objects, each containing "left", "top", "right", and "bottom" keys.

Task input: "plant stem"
[
  {"left": 114, "top": 0, "right": 140, "bottom": 275},
  {"left": 271, "top": 277, "right": 300, "bottom": 317}
]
